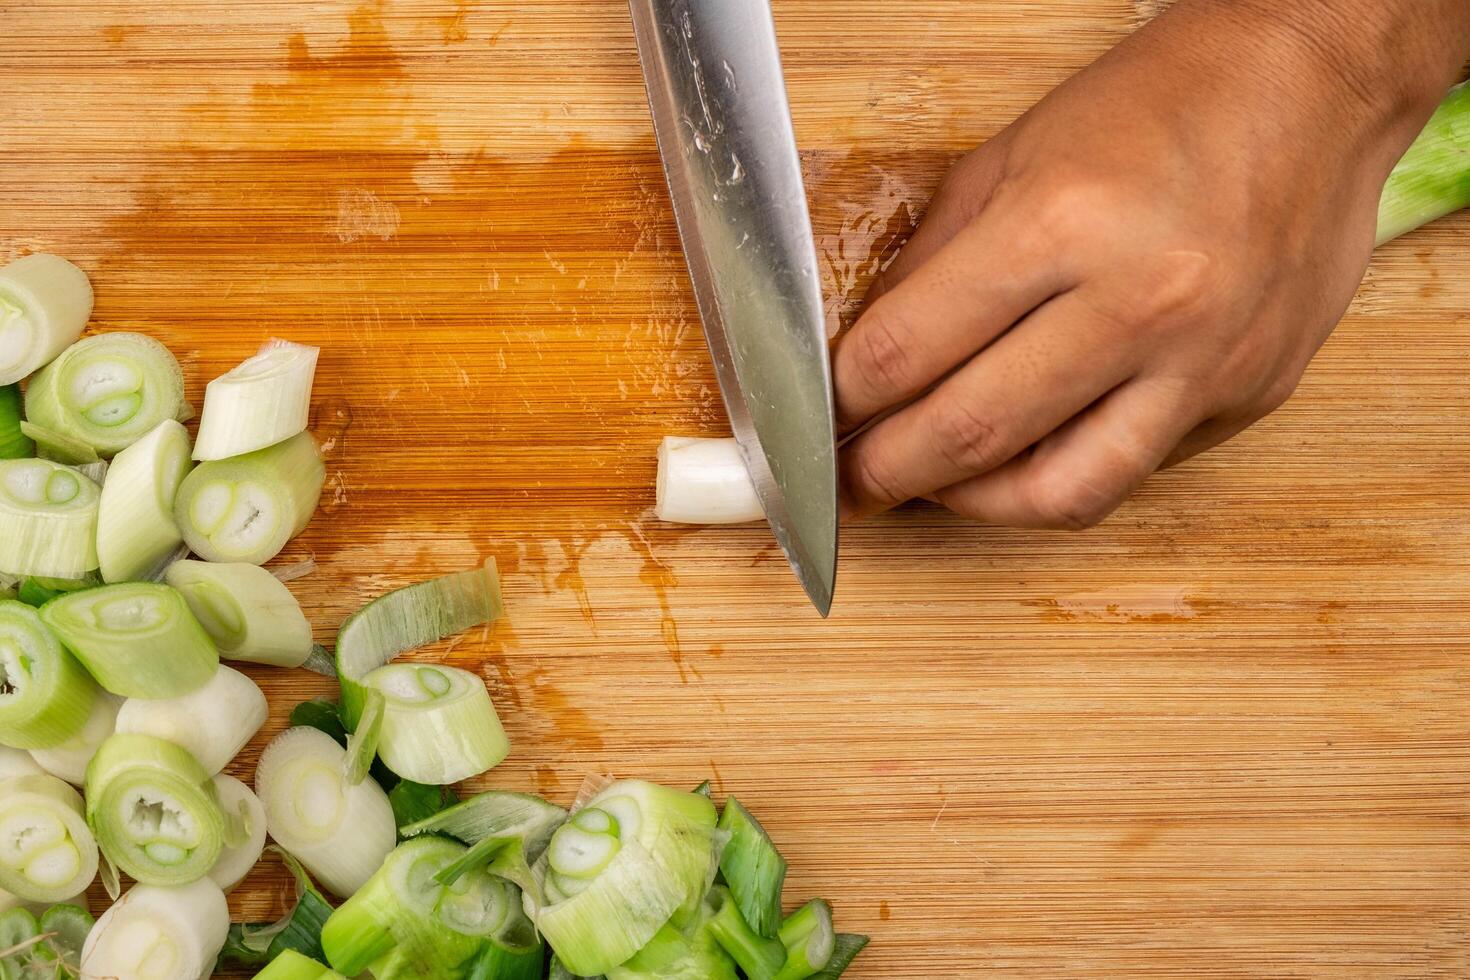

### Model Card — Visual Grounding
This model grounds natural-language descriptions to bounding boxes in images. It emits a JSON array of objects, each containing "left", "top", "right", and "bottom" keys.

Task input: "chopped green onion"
[
  {"left": 208, "top": 774, "right": 266, "bottom": 891},
  {"left": 0, "top": 600, "right": 98, "bottom": 750},
  {"left": 718, "top": 796, "right": 788, "bottom": 939},
  {"left": 0, "top": 458, "right": 100, "bottom": 579},
  {"left": 707, "top": 890, "right": 835, "bottom": 980},
  {"left": 166, "top": 560, "right": 313, "bottom": 668},
  {"left": 334, "top": 560, "right": 503, "bottom": 730},
  {"left": 84, "top": 732, "right": 225, "bottom": 886},
  {"left": 39, "top": 583, "right": 218, "bottom": 699},
  {"left": 27, "top": 690, "right": 120, "bottom": 786},
  {"left": 0, "top": 387, "right": 32, "bottom": 460},
  {"left": 341, "top": 688, "right": 383, "bottom": 787},
  {"left": 584, "top": 780, "right": 721, "bottom": 920},
  {"left": 655, "top": 436, "right": 764, "bottom": 524},
  {"left": 255, "top": 727, "right": 395, "bottom": 898},
  {"left": 194, "top": 340, "right": 320, "bottom": 462},
  {"left": 35, "top": 902, "right": 95, "bottom": 970},
  {"left": 19, "top": 420, "right": 99, "bottom": 465},
  {"left": 774, "top": 900, "right": 836, "bottom": 980},
  {"left": 0, "top": 254, "right": 92, "bottom": 388},
  {"left": 24, "top": 332, "right": 187, "bottom": 458},
  {"left": 79, "top": 877, "right": 230, "bottom": 980},
  {"left": 0, "top": 773, "right": 99, "bottom": 903},
  {"left": 606, "top": 917, "right": 738, "bottom": 980},
  {"left": 0, "top": 747, "right": 43, "bottom": 782},
  {"left": 362, "top": 663, "right": 510, "bottom": 785},
  {"left": 1379, "top": 82, "right": 1470, "bottom": 244},
  {"left": 466, "top": 938, "right": 545, "bottom": 980},
  {"left": 808, "top": 934, "right": 869, "bottom": 980},
  {"left": 692, "top": 780, "right": 713, "bottom": 798},
  {"left": 115, "top": 665, "right": 267, "bottom": 776},
  {"left": 174, "top": 432, "right": 324, "bottom": 566},
  {"left": 251, "top": 949, "right": 346, "bottom": 980},
  {"left": 96, "top": 419, "right": 193, "bottom": 584},
  {"left": 402, "top": 790, "right": 566, "bottom": 881},
  {"left": 16, "top": 572, "right": 99, "bottom": 609}
]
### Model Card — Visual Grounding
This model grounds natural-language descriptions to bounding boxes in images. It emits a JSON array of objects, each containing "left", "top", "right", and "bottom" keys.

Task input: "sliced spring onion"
[
  {"left": 774, "top": 900, "right": 836, "bottom": 980},
  {"left": 362, "top": 663, "right": 510, "bottom": 785},
  {"left": 16, "top": 572, "right": 100, "bottom": 609},
  {"left": 254, "top": 727, "right": 395, "bottom": 898},
  {"left": 655, "top": 436, "right": 764, "bottom": 524},
  {"left": 24, "top": 332, "right": 187, "bottom": 458},
  {"left": 79, "top": 877, "right": 230, "bottom": 980},
  {"left": 207, "top": 774, "right": 266, "bottom": 892},
  {"left": 1379, "top": 82, "right": 1470, "bottom": 244},
  {"left": 174, "top": 432, "right": 324, "bottom": 566},
  {"left": 19, "top": 420, "right": 99, "bottom": 465},
  {"left": 334, "top": 560, "right": 503, "bottom": 731},
  {"left": 0, "top": 773, "right": 98, "bottom": 904},
  {"left": 0, "top": 254, "right": 93, "bottom": 388},
  {"left": 193, "top": 340, "right": 320, "bottom": 462},
  {"left": 39, "top": 583, "right": 218, "bottom": 699},
  {"left": 0, "top": 386, "right": 32, "bottom": 460},
  {"left": 718, "top": 796, "right": 788, "bottom": 939},
  {"left": 36, "top": 901, "right": 96, "bottom": 972},
  {"left": 0, "top": 747, "right": 43, "bottom": 782},
  {"left": 808, "top": 934, "right": 869, "bottom": 980},
  {"left": 84, "top": 732, "right": 225, "bottom": 886},
  {"left": 583, "top": 780, "right": 721, "bottom": 920},
  {"left": 606, "top": 917, "right": 738, "bottom": 980},
  {"left": 96, "top": 419, "right": 193, "bottom": 584},
  {"left": 171, "top": 560, "right": 318, "bottom": 672},
  {"left": 0, "top": 600, "right": 98, "bottom": 750},
  {"left": 707, "top": 890, "right": 835, "bottom": 980},
  {"left": 252, "top": 949, "right": 346, "bottom": 980},
  {"left": 0, "top": 458, "right": 100, "bottom": 579},
  {"left": 27, "top": 690, "right": 120, "bottom": 786},
  {"left": 114, "top": 665, "right": 267, "bottom": 776},
  {"left": 402, "top": 790, "right": 566, "bottom": 866},
  {"left": 0, "top": 905, "right": 41, "bottom": 968}
]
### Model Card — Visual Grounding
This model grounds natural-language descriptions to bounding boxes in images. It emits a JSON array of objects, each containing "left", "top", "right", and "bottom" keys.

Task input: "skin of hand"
[{"left": 833, "top": 0, "right": 1470, "bottom": 528}]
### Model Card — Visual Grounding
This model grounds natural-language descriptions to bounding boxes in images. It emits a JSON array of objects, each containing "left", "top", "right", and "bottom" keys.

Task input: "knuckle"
[
  {"left": 1256, "top": 373, "right": 1301, "bottom": 416},
  {"left": 849, "top": 448, "right": 910, "bottom": 508},
  {"left": 1031, "top": 176, "right": 1119, "bottom": 246},
  {"left": 931, "top": 402, "right": 1008, "bottom": 473},
  {"left": 1134, "top": 249, "right": 1222, "bottom": 323},
  {"left": 849, "top": 308, "right": 917, "bottom": 395},
  {"left": 1029, "top": 473, "right": 1121, "bottom": 531}
]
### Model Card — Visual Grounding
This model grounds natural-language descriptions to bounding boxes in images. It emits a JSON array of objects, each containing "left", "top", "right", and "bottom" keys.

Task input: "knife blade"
[{"left": 629, "top": 0, "right": 838, "bottom": 615}]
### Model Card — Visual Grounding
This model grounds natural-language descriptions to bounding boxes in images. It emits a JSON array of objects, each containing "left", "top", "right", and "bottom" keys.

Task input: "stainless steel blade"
[{"left": 629, "top": 0, "right": 838, "bottom": 615}]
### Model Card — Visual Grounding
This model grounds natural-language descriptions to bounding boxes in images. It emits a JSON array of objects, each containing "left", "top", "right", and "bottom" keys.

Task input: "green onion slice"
[
  {"left": 27, "top": 690, "right": 120, "bottom": 786},
  {"left": 361, "top": 663, "right": 510, "bottom": 785},
  {"left": 0, "top": 387, "right": 32, "bottom": 461},
  {"left": 0, "top": 773, "right": 99, "bottom": 903},
  {"left": 718, "top": 796, "right": 788, "bottom": 939},
  {"left": 79, "top": 877, "right": 230, "bottom": 980},
  {"left": 84, "top": 732, "right": 226, "bottom": 886},
  {"left": 251, "top": 949, "right": 346, "bottom": 980},
  {"left": 115, "top": 665, "right": 267, "bottom": 776},
  {"left": 39, "top": 583, "right": 218, "bottom": 699},
  {"left": 0, "top": 458, "right": 100, "bottom": 579},
  {"left": 0, "top": 254, "right": 92, "bottom": 388},
  {"left": 403, "top": 790, "right": 567, "bottom": 858},
  {"left": 0, "top": 600, "right": 98, "bottom": 750},
  {"left": 208, "top": 774, "right": 267, "bottom": 892},
  {"left": 255, "top": 727, "right": 395, "bottom": 899},
  {"left": 1379, "top": 81, "right": 1470, "bottom": 243},
  {"left": 808, "top": 934, "right": 869, "bottom": 980},
  {"left": 606, "top": 915, "right": 738, "bottom": 980},
  {"left": 96, "top": 419, "right": 193, "bottom": 584},
  {"left": 194, "top": 340, "right": 320, "bottom": 462},
  {"left": 24, "top": 332, "right": 187, "bottom": 457},
  {"left": 166, "top": 560, "right": 313, "bottom": 668},
  {"left": 174, "top": 432, "right": 324, "bottom": 566}
]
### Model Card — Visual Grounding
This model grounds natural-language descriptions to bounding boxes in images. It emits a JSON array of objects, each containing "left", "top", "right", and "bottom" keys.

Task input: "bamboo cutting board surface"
[{"left": 4, "top": 1, "right": 1470, "bottom": 976}]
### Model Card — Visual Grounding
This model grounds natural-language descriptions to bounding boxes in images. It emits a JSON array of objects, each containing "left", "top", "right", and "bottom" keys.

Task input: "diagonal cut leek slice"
[
  {"left": 96, "top": 419, "right": 193, "bottom": 584},
  {"left": 0, "top": 773, "right": 99, "bottom": 903},
  {"left": 80, "top": 877, "right": 230, "bottom": 980},
  {"left": 0, "top": 254, "right": 92, "bottom": 387},
  {"left": 165, "top": 560, "right": 313, "bottom": 667},
  {"left": 0, "top": 458, "right": 100, "bottom": 579},
  {"left": 208, "top": 774, "right": 267, "bottom": 892},
  {"left": 193, "top": 340, "right": 320, "bottom": 461},
  {"left": 0, "top": 599, "right": 97, "bottom": 750},
  {"left": 114, "top": 665, "right": 268, "bottom": 775}
]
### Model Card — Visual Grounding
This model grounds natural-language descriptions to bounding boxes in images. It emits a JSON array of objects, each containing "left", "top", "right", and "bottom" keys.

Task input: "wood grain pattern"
[{"left": 4, "top": 1, "right": 1469, "bottom": 976}]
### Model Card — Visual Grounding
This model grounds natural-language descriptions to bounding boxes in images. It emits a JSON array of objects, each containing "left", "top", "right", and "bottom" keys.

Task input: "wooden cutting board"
[{"left": 5, "top": 1, "right": 1469, "bottom": 976}]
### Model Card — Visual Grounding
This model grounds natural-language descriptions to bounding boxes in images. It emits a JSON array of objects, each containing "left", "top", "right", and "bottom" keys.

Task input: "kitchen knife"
[{"left": 629, "top": 0, "right": 838, "bottom": 615}]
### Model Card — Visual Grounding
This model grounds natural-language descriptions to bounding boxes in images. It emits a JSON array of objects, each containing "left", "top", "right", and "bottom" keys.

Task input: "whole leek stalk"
[
  {"left": 27, "top": 689, "right": 121, "bottom": 786},
  {"left": 0, "top": 385, "right": 32, "bottom": 459},
  {"left": 193, "top": 340, "right": 320, "bottom": 461},
  {"left": 114, "top": 664, "right": 268, "bottom": 775},
  {"left": 0, "top": 773, "right": 99, "bottom": 903},
  {"left": 0, "top": 458, "right": 100, "bottom": 579},
  {"left": 96, "top": 418, "right": 194, "bottom": 584},
  {"left": 24, "top": 332, "right": 188, "bottom": 457},
  {"left": 39, "top": 583, "right": 219, "bottom": 698},
  {"left": 1379, "top": 81, "right": 1470, "bottom": 244},
  {"left": 0, "top": 254, "right": 92, "bottom": 387},
  {"left": 84, "top": 732, "right": 226, "bottom": 886},
  {"left": 80, "top": 877, "right": 230, "bottom": 980},
  {"left": 0, "top": 600, "right": 98, "bottom": 750},
  {"left": 165, "top": 560, "right": 314, "bottom": 668}
]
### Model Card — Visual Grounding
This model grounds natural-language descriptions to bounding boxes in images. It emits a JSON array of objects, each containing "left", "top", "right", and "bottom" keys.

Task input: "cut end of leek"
[
  {"left": 0, "top": 599, "right": 97, "bottom": 750},
  {"left": 364, "top": 662, "right": 510, "bottom": 785},
  {"left": 165, "top": 560, "right": 313, "bottom": 668},
  {"left": 19, "top": 420, "right": 99, "bottom": 465},
  {"left": 80, "top": 877, "right": 230, "bottom": 980},
  {"left": 655, "top": 436, "right": 765, "bottom": 524},
  {"left": 28, "top": 689, "right": 121, "bottom": 786},
  {"left": 0, "top": 254, "right": 93, "bottom": 387},
  {"left": 194, "top": 339, "right": 320, "bottom": 461},
  {"left": 0, "top": 458, "right": 101, "bottom": 579},
  {"left": 115, "top": 664, "right": 267, "bottom": 775},
  {"left": 0, "top": 773, "right": 99, "bottom": 903},
  {"left": 97, "top": 419, "right": 193, "bottom": 584}
]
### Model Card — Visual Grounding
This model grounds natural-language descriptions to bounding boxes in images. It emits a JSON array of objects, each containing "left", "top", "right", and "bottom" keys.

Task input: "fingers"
[
  {"left": 1161, "top": 416, "right": 1254, "bottom": 469},
  {"left": 931, "top": 377, "right": 1205, "bottom": 529},
  {"left": 838, "top": 288, "right": 1141, "bottom": 519}
]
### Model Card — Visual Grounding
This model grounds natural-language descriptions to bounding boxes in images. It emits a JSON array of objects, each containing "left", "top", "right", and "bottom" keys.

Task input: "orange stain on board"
[
  {"left": 553, "top": 534, "right": 596, "bottom": 629},
  {"left": 438, "top": 0, "right": 471, "bottom": 43},
  {"left": 523, "top": 668, "right": 604, "bottom": 751},
  {"left": 625, "top": 527, "right": 685, "bottom": 681},
  {"left": 878, "top": 901, "right": 891, "bottom": 921}
]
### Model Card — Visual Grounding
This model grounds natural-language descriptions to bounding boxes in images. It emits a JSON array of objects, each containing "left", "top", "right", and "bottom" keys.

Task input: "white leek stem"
[
  {"left": 0, "top": 458, "right": 101, "bottom": 579},
  {"left": 114, "top": 666, "right": 267, "bottom": 776},
  {"left": 97, "top": 420, "right": 194, "bottom": 584},
  {"left": 0, "top": 254, "right": 92, "bottom": 387},
  {"left": 193, "top": 340, "right": 319, "bottom": 461},
  {"left": 28, "top": 690, "right": 121, "bottom": 785},
  {"left": 80, "top": 877, "right": 229, "bottom": 980},
  {"left": 207, "top": 774, "right": 266, "bottom": 892},
  {"left": 0, "top": 746, "right": 44, "bottom": 781},
  {"left": 164, "top": 561, "right": 313, "bottom": 668},
  {"left": 0, "top": 773, "right": 99, "bottom": 903},
  {"left": 655, "top": 437, "right": 764, "bottom": 524}
]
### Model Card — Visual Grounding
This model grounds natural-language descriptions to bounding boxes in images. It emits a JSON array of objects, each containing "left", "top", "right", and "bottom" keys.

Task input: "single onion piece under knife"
[
  {"left": 28, "top": 690, "right": 121, "bottom": 785},
  {"left": 0, "top": 772, "right": 100, "bottom": 903},
  {"left": 0, "top": 599, "right": 98, "bottom": 750},
  {"left": 655, "top": 436, "right": 765, "bottom": 524},
  {"left": 362, "top": 662, "right": 510, "bottom": 785},
  {"left": 255, "top": 726, "right": 395, "bottom": 898},
  {"left": 174, "top": 431, "right": 325, "bottom": 566},
  {"left": 193, "top": 339, "right": 320, "bottom": 461},
  {"left": 0, "top": 254, "right": 93, "bottom": 388},
  {"left": 80, "top": 877, "right": 230, "bottom": 980},
  {"left": 207, "top": 773, "right": 267, "bottom": 892},
  {"left": 97, "top": 418, "right": 194, "bottom": 584},
  {"left": 165, "top": 560, "right": 313, "bottom": 668},
  {"left": 84, "top": 732, "right": 226, "bottom": 887},
  {"left": 114, "top": 665, "right": 268, "bottom": 775},
  {"left": 0, "top": 458, "right": 101, "bottom": 579},
  {"left": 24, "top": 332, "right": 188, "bottom": 457},
  {"left": 39, "top": 582, "right": 219, "bottom": 699}
]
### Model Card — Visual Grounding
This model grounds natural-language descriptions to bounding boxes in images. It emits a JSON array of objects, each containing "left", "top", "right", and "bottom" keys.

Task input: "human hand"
[{"left": 833, "top": 0, "right": 1470, "bottom": 528}]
